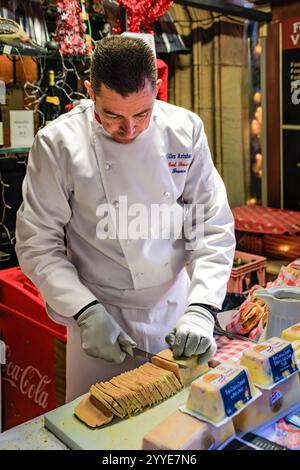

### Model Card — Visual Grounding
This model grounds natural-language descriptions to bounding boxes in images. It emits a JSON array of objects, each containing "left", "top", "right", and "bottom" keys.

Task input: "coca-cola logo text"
[{"left": 3, "top": 346, "right": 52, "bottom": 409}]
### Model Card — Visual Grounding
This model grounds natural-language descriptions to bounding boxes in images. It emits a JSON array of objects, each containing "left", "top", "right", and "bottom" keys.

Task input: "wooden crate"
[{"left": 227, "top": 250, "right": 267, "bottom": 294}]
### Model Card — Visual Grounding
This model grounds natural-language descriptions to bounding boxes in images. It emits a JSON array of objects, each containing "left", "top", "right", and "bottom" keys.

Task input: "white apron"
[{"left": 65, "top": 269, "right": 189, "bottom": 401}]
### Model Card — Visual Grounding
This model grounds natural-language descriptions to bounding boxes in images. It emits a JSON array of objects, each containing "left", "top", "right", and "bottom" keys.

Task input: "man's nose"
[{"left": 121, "top": 118, "right": 136, "bottom": 136}]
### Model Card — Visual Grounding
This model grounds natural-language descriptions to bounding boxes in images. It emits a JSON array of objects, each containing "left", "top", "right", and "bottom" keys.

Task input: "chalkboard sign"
[{"left": 282, "top": 17, "right": 300, "bottom": 125}]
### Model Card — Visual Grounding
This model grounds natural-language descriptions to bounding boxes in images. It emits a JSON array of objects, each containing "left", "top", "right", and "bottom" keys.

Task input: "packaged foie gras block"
[
  {"left": 292, "top": 340, "right": 300, "bottom": 362},
  {"left": 281, "top": 323, "right": 300, "bottom": 343},
  {"left": 184, "top": 362, "right": 258, "bottom": 425},
  {"left": 240, "top": 337, "right": 299, "bottom": 389},
  {"left": 142, "top": 410, "right": 235, "bottom": 450},
  {"left": 234, "top": 372, "right": 300, "bottom": 433}
]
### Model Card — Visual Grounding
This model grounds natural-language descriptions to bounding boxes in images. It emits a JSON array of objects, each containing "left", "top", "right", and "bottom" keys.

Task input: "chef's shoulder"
[
  {"left": 36, "top": 99, "right": 94, "bottom": 144},
  {"left": 154, "top": 100, "right": 204, "bottom": 137}
]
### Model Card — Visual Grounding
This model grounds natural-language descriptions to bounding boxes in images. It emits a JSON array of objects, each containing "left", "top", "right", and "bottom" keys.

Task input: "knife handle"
[{"left": 119, "top": 343, "right": 136, "bottom": 357}]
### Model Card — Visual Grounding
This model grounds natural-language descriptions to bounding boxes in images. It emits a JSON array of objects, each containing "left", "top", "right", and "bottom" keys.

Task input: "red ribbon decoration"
[{"left": 115, "top": 0, "right": 173, "bottom": 33}]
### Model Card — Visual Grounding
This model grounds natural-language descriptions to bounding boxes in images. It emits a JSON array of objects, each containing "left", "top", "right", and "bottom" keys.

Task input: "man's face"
[{"left": 85, "top": 79, "right": 159, "bottom": 144}]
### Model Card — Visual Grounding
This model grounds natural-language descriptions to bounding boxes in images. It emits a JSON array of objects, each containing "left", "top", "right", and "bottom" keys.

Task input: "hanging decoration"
[
  {"left": 114, "top": 0, "right": 173, "bottom": 33},
  {"left": 53, "top": 0, "right": 93, "bottom": 55}
]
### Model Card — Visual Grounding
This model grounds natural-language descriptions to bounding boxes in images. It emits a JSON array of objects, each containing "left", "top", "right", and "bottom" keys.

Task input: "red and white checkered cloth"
[
  {"left": 232, "top": 205, "right": 300, "bottom": 235},
  {"left": 213, "top": 336, "right": 253, "bottom": 363}
]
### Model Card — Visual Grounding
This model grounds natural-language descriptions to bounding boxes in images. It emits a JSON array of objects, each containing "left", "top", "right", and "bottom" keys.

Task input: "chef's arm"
[
  {"left": 15, "top": 131, "right": 98, "bottom": 318},
  {"left": 166, "top": 117, "right": 235, "bottom": 359},
  {"left": 183, "top": 118, "right": 236, "bottom": 310}
]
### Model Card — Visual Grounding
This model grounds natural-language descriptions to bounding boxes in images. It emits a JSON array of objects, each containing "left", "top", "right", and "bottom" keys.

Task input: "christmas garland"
[
  {"left": 115, "top": 0, "right": 173, "bottom": 33},
  {"left": 54, "top": 0, "right": 93, "bottom": 55}
]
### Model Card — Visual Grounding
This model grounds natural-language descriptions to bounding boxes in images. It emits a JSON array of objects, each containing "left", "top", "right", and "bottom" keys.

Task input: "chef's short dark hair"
[{"left": 91, "top": 35, "right": 157, "bottom": 96}]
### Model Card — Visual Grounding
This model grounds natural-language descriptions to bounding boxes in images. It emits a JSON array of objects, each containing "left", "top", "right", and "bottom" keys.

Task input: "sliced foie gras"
[
  {"left": 131, "top": 365, "right": 165, "bottom": 403},
  {"left": 74, "top": 393, "right": 113, "bottom": 428},
  {"left": 151, "top": 348, "right": 209, "bottom": 385},
  {"left": 90, "top": 384, "right": 125, "bottom": 418},
  {"left": 142, "top": 363, "right": 182, "bottom": 396},
  {"left": 78, "top": 362, "right": 184, "bottom": 427},
  {"left": 112, "top": 374, "right": 148, "bottom": 408},
  {"left": 109, "top": 377, "right": 143, "bottom": 412}
]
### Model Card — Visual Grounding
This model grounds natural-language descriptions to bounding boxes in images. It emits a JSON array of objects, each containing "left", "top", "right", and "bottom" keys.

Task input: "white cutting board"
[{"left": 44, "top": 388, "right": 190, "bottom": 450}]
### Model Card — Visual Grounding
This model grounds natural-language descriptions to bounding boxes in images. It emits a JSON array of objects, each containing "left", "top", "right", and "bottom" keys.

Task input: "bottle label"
[
  {"left": 0, "top": 80, "right": 6, "bottom": 105},
  {"left": 46, "top": 96, "right": 60, "bottom": 106},
  {"left": 0, "top": 122, "right": 3, "bottom": 146}
]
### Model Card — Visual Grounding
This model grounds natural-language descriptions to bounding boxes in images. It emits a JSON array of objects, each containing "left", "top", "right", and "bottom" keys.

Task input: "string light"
[
  {"left": 253, "top": 91, "right": 261, "bottom": 104},
  {"left": 255, "top": 39, "right": 262, "bottom": 56}
]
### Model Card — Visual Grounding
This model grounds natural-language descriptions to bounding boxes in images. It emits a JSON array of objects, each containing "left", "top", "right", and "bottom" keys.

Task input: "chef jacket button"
[
  {"left": 136, "top": 272, "right": 144, "bottom": 278},
  {"left": 164, "top": 191, "right": 171, "bottom": 198},
  {"left": 104, "top": 163, "right": 111, "bottom": 170},
  {"left": 113, "top": 200, "right": 119, "bottom": 208}
]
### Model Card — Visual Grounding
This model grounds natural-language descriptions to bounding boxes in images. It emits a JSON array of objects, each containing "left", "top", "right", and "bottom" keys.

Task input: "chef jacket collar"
[{"left": 94, "top": 111, "right": 102, "bottom": 125}]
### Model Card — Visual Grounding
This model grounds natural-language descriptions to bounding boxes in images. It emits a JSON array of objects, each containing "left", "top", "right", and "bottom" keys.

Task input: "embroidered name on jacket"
[{"left": 166, "top": 153, "right": 192, "bottom": 174}]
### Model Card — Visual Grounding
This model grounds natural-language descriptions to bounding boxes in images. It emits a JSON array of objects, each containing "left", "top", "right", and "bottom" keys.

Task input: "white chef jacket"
[{"left": 15, "top": 99, "right": 235, "bottom": 399}]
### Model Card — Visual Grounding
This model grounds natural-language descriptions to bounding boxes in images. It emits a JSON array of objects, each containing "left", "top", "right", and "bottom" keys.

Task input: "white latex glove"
[
  {"left": 165, "top": 305, "right": 217, "bottom": 362},
  {"left": 77, "top": 303, "right": 136, "bottom": 363}
]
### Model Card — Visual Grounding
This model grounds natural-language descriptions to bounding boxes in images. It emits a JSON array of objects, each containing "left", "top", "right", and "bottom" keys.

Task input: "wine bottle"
[
  {"left": 45, "top": 70, "right": 61, "bottom": 125},
  {"left": 80, "top": 0, "right": 93, "bottom": 53}
]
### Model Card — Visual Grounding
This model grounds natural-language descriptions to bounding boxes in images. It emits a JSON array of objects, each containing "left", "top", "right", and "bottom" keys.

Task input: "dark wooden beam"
[
  {"left": 174, "top": 0, "right": 272, "bottom": 22},
  {"left": 120, "top": 6, "right": 128, "bottom": 32}
]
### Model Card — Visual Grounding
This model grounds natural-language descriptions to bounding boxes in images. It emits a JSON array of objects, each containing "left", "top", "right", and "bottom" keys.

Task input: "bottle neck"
[{"left": 49, "top": 72, "right": 55, "bottom": 87}]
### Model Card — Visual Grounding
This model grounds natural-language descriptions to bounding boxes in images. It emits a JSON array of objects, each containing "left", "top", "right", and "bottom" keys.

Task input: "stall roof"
[{"left": 174, "top": 0, "right": 272, "bottom": 22}]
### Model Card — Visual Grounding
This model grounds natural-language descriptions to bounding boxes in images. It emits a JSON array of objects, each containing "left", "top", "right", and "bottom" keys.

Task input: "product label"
[
  {"left": 253, "top": 338, "right": 291, "bottom": 357},
  {"left": 3, "top": 45, "right": 12, "bottom": 55},
  {"left": 269, "top": 390, "right": 283, "bottom": 412},
  {"left": 203, "top": 363, "right": 239, "bottom": 386},
  {"left": 291, "top": 324, "right": 300, "bottom": 332},
  {"left": 220, "top": 370, "right": 252, "bottom": 417},
  {"left": 46, "top": 96, "right": 60, "bottom": 106},
  {"left": 269, "top": 344, "right": 298, "bottom": 382}
]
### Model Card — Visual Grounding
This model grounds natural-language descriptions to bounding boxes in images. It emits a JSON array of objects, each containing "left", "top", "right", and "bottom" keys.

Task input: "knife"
[
  {"left": 121, "top": 345, "right": 188, "bottom": 369},
  {"left": 214, "top": 323, "right": 257, "bottom": 343}
]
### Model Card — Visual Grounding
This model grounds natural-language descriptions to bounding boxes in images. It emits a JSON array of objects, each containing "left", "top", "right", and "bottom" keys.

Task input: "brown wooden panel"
[
  {"left": 273, "top": 2, "right": 300, "bottom": 21},
  {"left": 266, "top": 21, "right": 281, "bottom": 208},
  {"left": 264, "top": 234, "right": 300, "bottom": 260}
]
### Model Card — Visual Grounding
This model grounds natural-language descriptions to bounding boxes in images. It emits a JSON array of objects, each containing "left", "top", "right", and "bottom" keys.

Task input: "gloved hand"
[
  {"left": 165, "top": 305, "right": 217, "bottom": 362},
  {"left": 77, "top": 303, "right": 137, "bottom": 363}
]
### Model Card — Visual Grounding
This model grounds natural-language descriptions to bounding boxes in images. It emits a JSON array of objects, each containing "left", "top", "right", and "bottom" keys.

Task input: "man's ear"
[
  {"left": 84, "top": 80, "right": 95, "bottom": 101},
  {"left": 156, "top": 79, "right": 163, "bottom": 97}
]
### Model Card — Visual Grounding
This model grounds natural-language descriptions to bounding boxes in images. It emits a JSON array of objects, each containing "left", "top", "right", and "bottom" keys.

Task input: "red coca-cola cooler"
[{"left": 0, "top": 267, "right": 67, "bottom": 431}]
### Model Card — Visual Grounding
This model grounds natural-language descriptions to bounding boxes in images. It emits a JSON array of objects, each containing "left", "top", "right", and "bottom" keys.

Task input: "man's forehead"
[
  {"left": 97, "top": 80, "right": 155, "bottom": 98},
  {"left": 95, "top": 81, "right": 156, "bottom": 115}
]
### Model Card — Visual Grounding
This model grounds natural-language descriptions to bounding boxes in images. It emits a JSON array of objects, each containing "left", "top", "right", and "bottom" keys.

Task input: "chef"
[{"left": 15, "top": 36, "right": 235, "bottom": 402}]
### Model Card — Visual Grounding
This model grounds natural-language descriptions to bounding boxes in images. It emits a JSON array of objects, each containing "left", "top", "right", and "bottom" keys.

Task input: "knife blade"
[
  {"left": 134, "top": 348, "right": 189, "bottom": 369},
  {"left": 122, "top": 345, "right": 188, "bottom": 369},
  {"left": 214, "top": 323, "right": 257, "bottom": 343}
]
